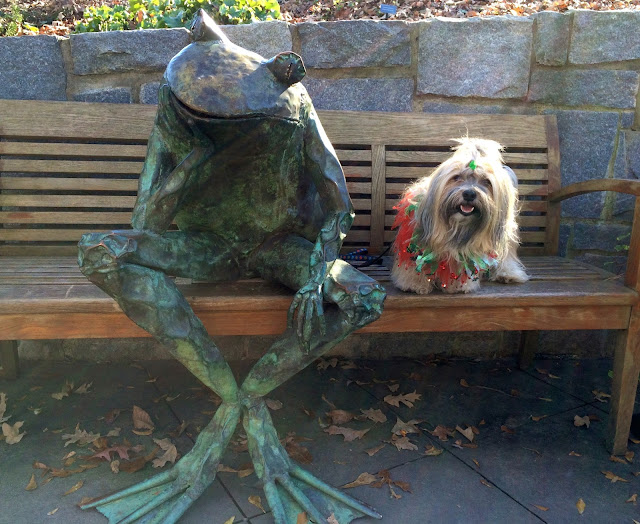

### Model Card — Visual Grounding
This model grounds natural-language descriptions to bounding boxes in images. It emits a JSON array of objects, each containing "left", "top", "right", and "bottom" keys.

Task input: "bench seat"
[{"left": 1, "top": 256, "right": 635, "bottom": 339}]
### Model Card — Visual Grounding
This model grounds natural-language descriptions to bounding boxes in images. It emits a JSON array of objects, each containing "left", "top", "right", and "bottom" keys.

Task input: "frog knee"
[
  {"left": 357, "top": 283, "right": 386, "bottom": 324},
  {"left": 78, "top": 232, "right": 137, "bottom": 277}
]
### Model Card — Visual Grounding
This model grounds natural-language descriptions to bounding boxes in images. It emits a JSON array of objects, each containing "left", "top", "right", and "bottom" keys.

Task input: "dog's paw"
[{"left": 493, "top": 268, "right": 529, "bottom": 284}]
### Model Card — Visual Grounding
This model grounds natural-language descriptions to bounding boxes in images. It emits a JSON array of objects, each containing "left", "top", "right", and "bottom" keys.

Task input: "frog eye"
[{"left": 265, "top": 52, "right": 306, "bottom": 86}]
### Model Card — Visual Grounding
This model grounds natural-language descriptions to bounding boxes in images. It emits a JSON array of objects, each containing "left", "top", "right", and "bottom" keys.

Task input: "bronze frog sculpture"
[{"left": 79, "top": 10, "right": 386, "bottom": 523}]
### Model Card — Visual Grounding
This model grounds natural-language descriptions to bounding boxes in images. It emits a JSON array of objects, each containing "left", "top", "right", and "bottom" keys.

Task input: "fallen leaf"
[
  {"left": 480, "top": 479, "right": 492, "bottom": 488},
  {"left": 424, "top": 445, "right": 444, "bottom": 456},
  {"left": 601, "top": 470, "right": 629, "bottom": 483},
  {"left": 627, "top": 493, "right": 637, "bottom": 503},
  {"left": 321, "top": 394, "right": 337, "bottom": 410},
  {"left": 473, "top": 459, "right": 480, "bottom": 468},
  {"left": 569, "top": 451, "right": 582, "bottom": 457},
  {"left": 119, "top": 448, "right": 158, "bottom": 473},
  {"left": 365, "top": 444, "right": 385, "bottom": 456},
  {"left": 63, "top": 480, "right": 84, "bottom": 496},
  {"left": 61, "top": 424, "right": 101, "bottom": 447},
  {"left": 500, "top": 425, "right": 515, "bottom": 435},
  {"left": 104, "top": 409, "right": 122, "bottom": 424},
  {"left": 248, "top": 495, "right": 265, "bottom": 513},
  {"left": 383, "top": 391, "right": 421, "bottom": 408},
  {"left": 217, "top": 464, "right": 238, "bottom": 473},
  {"left": 265, "top": 399, "right": 283, "bottom": 411},
  {"left": 393, "top": 480, "right": 412, "bottom": 493},
  {"left": 389, "top": 484, "right": 402, "bottom": 499},
  {"left": 223, "top": 517, "right": 235, "bottom": 524},
  {"left": 626, "top": 451, "right": 635, "bottom": 463},
  {"left": 283, "top": 436, "right": 313, "bottom": 465},
  {"left": 110, "top": 460, "right": 120, "bottom": 474},
  {"left": 576, "top": 498, "right": 586, "bottom": 514},
  {"left": 360, "top": 408, "right": 387, "bottom": 424},
  {"left": 389, "top": 435, "right": 418, "bottom": 451},
  {"left": 460, "top": 378, "right": 470, "bottom": 387},
  {"left": 456, "top": 425, "right": 474, "bottom": 442},
  {"left": 574, "top": 415, "right": 590, "bottom": 428},
  {"left": 33, "top": 461, "right": 49, "bottom": 470},
  {"left": 51, "top": 381, "right": 74, "bottom": 400},
  {"left": 531, "top": 415, "right": 547, "bottom": 422},
  {"left": 296, "top": 513, "right": 308, "bottom": 524},
  {"left": 152, "top": 438, "right": 179, "bottom": 468},
  {"left": 610, "top": 455, "right": 627, "bottom": 464},
  {"left": 326, "top": 410, "right": 355, "bottom": 425},
  {"left": 3, "top": 421, "right": 25, "bottom": 444},
  {"left": 431, "top": 425, "right": 454, "bottom": 441},
  {"left": 388, "top": 384, "right": 400, "bottom": 393},
  {"left": 341, "top": 361, "right": 358, "bottom": 370},
  {"left": 324, "top": 426, "right": 370, "bottom": 442},
  {"left": 0, "top": 392, "right": 9, "bottom": 423},
  {"left": 317, "top": 358, "right": 338, "bottom": 371},
  {"left": 237, "top": 466, "right": 254, "bottom": 478},
  {"left": 392, "top": 418, "right": 421, "bottom": 435},
  {"left": 25, "top": 473, "right": 38, "bottom": 491},
  {"left": 533, "top": 505, "right": 549, "bottom": 511},
  {"left": 132, "top": 405, "right": 155, "bottom": 431},
  {"left": 538, "top": 397, "right": 553, "bottom": 402},
  {"left": 74, "top": 383, "right": 93, "bottom": 395},
  {"left": 592, "top": 389, "right": 611, "bottom": 403},
  {"left": 47, "top": 508, "right": 59, "bottom": 516},
  {"left": 341, "top": 472, "right": 378, "bottom": 488},
  {"left": 106, "top": 428, "right": 121, "bottom": 438}
]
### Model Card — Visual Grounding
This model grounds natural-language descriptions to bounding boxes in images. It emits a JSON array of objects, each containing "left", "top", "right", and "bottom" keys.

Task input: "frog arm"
[
  {"left": 288, "top": 108, "right": 354, "bottom": 347},
  {"left": 131, "top": 85, "right": 212, "bottom": 233}
]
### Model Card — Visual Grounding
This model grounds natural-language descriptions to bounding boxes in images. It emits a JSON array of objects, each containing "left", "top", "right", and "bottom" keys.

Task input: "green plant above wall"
[{"left": 74, "top": 0, "right": 280, "bottom": 32}]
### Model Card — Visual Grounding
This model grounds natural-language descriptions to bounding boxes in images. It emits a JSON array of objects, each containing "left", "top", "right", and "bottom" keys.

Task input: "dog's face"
[{"left": 411, "top": 139, "right": 519, "bottom": 259}]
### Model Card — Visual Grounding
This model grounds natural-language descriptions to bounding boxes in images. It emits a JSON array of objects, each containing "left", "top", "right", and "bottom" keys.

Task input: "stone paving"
[{"left": 1, "top": 356, "right": 639, "bottom": 523}]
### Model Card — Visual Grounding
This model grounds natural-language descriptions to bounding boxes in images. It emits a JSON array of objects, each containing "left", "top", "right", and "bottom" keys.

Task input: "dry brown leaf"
[
  {"left": 383, "top": 391, "right": 421, "bottom": 408},
  {"left": 460, "top": 378, "right": 470, "bottom": 387},
  {"left": 25, "top": 473, "right": 38, "bottom": 491},
  {"left": 389, "top": 483, "right": 402, "bottom": 499},
  {"left": 626, "top": 451, "right": 635, "bottom": 463},
  {"left": 610, "top": 455, "right": 627, "bottom": 464},
  {"left": 63, "top": 480, "right": 84, "bottom": 496},
  {"left": 132, "top": 405, "right": 155, "bottom": 431},
  {"left": 110, "top": 460, "right": 120, "bottom": 474},
  {"left": 576, "top": 498, "right": 586, "bottom": 514},
  {"left": 296, "top": 513, "right": 308, "bottom": 524},
  {"left": 473, "top": 459, "right": 480, "bottom": 468},
  {"left": 574, "top": 415, "right": 590, "bottom": 428},
  {"left": 152, "top": 438, "right": 179, "bottom": 468},
  {"left": 393, "top": 480, "right": 412, "bottom": 493},
  {"left": 51, "top": 381, "right": 74, "bottom": 400},
  {"left": 61, "top": 424, "right": 101, "bottom": 447},
  {"left": 248, "top": 495, "right": 265, "bottom": 513},
  {"left": 47, "top": 508, "right": 59, "bottom": 516},
  {"left": 431, "top": 425, "right": 454, "bottom": 441},
  {"left": 341, "top": 361, "right": 358, "bottom": 370},
  {"left": 326, "top": 410, "right": 355, "bottom": 425},
  {"left": 390, "top": 435, "right": 418, "bottom": 451},
  {"left": 3, "top": 421, "right": 25, "bottom": 444},
  {"left": 601, "top": 470, "right": 629, "bottom": 483},
  {"left": 324, "top": 425, "right": 370, "bottom": 442},
  {"left": 626, "top": 493, "right": 637, "bottom": 503},
  {"left": 480, "top": 479, "right": 492, "bottom": 488},
  {"left": 500, "top": 425, "right": 515, "bottom": 435},
  {"left": 365, "top": 444, "right": 385, "bottom": 456},
  {"left": 265, "top": 399, "right": 283, "bottom": 411},
  {"left": 341, "top": 472, "right": 378, "bottom": 488},
  {"left": 533, "top": 505, "right": 549, "bottom": 511},
  {"left": 388, "top": 383, "right": 400, "bottom": 393},
  {"left": 217, "top": 464, "right": 238, "bottom": 473},
  {"left": 424, "top": 445, "right": 444, "bottom": 456},
  {"left": 531, "top": 415, "right": 548, "bottom": 422},
  {"left": 456, "top": 425, "right": 474, "bottom": 442},
  {"left": 119, "top": 448, "right": 158, "bottom": 473},
  {"left": 569, "top": 451, "right": 582, "bottom": 457},
  {"left": 104, "top": 409, "right": 122, "bottom": 424},
  {"left": 392, "top": 417, "right": 421, "bottom": 435},
  {"left": 0, "top": 392, "right": 9, "bottom": 423},
  {"left": 317, "top": 358, "right": 338, "bottom": 370},
  {"left": 360, "top": 408, "right": 387, "bottom": 424},
  {"left": 237, "top": 466, "right": 254, "bottom": 478},
  {"left": 223, "top": 518, "right": 235, "bottom": 524},
  {"left": 284, "top": 437, "right": 313, "bottom": 465},
  {"left": 74, "top": 383, "right": 93, "bottom": 395}
]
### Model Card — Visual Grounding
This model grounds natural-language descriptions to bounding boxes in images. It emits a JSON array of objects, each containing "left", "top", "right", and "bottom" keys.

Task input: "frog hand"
[{"left": 287, "top": 277, "right": 327, "bottom": 351}]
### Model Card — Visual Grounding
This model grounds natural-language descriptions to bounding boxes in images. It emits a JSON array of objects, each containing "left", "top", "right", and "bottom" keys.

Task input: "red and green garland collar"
[{"left": 392, "top": 192, "right": 498, "bottom": 288}]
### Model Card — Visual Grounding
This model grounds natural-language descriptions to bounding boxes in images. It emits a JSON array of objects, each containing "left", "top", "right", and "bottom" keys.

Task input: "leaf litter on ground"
[{"left": 383, "top": 391, "right": 421, "bottom": 408}]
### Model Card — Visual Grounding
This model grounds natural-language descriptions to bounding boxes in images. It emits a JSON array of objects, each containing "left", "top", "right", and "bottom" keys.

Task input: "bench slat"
[
  {"left": 0, "top": 142, "right": 148, "bottom": 159},
  {"left": 0, "top": 211, "right": 132, "bottom": 224},
  {"left": 385, "top": 151, "right": 548, "bottom": 165},
  {"left": 0, "top": 159, "right": 143, "bottom": 174}
]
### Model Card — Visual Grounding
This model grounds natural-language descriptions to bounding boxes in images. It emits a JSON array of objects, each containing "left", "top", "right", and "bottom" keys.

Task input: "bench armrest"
[
  {"left": 549, "top": 179, "right": 640, "bottom": 292},
  {"left": 549, "top": 179, "right": 640, "bottom": 203}
]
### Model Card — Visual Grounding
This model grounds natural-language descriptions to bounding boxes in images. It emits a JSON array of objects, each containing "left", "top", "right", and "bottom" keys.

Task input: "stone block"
[
  {"left": 544, "top": 110, "right": 618, "bottom": 218},
  {"left": 298, "top": 20, "right": 411, "bottom": 69},
  {"left": 417, "top": 17, "right": 532, "bottom": 99},
  {"left": 422, "top": 99, "right": 535, "bottom": 114},
  {"left": 140, "top": 82, "right": 162, "bottom": 104},
  {"left": 221, "top": 21, "right": 292, "bottom": 58},
  {"left": 73, "top": 87, "right": 132, "bottom": 104},
  {"left": 533, "top": 11, "right": 570, "bottom": 65},
  {"left": 70, "top": 28, "right": 190, "bottom": 75},
  {"left": 0, "top": 35, "right": 66, "bottom": 100},
  {"left": 576, "top": 253, "right": 628, "bottom": 276},
  {"left": 622, "top": 112, "right": 635, "bottom": 129},
  {"left": 528, "top": 70, "right": 639, "bottom": 109},
  {"left": 303, "top": 77, "right": 413, "bottom": 112},
  {"left": 613, "top": 131, "right": 640, "bottom": 217},
  {"left": 569, "top": 10, "right": 640, "bottom": 64},
  {"left": 573, "top": 223, "right": 631, "bottom": 251}
]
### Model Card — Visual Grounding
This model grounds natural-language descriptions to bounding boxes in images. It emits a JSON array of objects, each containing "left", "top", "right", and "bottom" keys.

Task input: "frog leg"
[
  {"left": 78, "top": 230, "right": 241, "bottom": 523},
  {"left": 240, "top": 234, "right": 386, "bottom": 523}
]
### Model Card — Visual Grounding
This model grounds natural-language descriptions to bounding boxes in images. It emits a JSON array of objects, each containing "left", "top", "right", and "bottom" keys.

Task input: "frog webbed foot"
[
  {"left": 244, "top": 399, "right": 381, "bottom": 523},
  {"left": 82, "top": 402, "right": 241, "bottom": 524}
]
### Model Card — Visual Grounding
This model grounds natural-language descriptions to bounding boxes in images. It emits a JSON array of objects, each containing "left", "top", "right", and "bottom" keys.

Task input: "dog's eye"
[
  {"left": 452, "top": 175, "right": 462, "bottom": 182},
  {"left": 481, "top": 179, "right": 492, "bottom": 189}
]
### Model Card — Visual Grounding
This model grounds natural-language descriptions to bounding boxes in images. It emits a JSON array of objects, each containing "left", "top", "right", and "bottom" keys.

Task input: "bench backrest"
[{"left": 0, "top": 101, "right": 560, "bottom": 258}]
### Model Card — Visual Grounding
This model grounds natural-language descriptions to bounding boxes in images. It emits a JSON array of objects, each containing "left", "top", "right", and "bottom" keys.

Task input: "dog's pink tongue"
[{"left": 460, "top": 205, "right": 475, "bottom": 214}]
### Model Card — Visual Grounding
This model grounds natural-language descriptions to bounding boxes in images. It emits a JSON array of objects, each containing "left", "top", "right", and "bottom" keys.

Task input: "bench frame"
[{"left": 1, "top": 101, "right": 639, "bottom": 454}]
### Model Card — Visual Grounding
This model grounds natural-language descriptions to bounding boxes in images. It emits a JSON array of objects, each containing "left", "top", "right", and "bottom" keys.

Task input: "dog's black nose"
[{"left": 463, "top": 189, "right": 477, "bottom": 202}]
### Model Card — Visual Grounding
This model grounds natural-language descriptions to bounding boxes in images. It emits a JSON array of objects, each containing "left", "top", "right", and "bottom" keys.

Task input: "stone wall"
[{"left": 2, "top": 11, "right": 638, "bottom": 360}]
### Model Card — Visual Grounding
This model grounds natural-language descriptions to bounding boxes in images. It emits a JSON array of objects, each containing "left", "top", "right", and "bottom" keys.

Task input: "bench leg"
[
  {"left": 607, "top": 308, "right": 640, "bottom": 455},
  {"left": 518, "top": 330, "right": 538, "bottom": 370},
  {"left": 0, "top": 340, "right": 19, "bottom": 379}
]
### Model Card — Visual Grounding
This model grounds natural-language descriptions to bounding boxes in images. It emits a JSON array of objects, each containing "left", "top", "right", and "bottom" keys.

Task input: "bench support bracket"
[{"left": 0, "top": 340, "right": 19, "bottom": 379}]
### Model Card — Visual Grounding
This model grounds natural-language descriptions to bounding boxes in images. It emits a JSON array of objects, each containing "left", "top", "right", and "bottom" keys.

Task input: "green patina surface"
[{"left": 77, "top": 9, "right": 385, "bottom": 523}]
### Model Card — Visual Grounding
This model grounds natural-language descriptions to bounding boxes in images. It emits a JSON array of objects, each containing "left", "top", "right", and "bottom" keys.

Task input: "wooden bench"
[{"left": 1, "top": 100, "right": 639, "bottom": 455}]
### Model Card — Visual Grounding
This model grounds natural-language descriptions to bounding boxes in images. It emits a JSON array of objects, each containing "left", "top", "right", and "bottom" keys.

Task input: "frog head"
[{"left": 165, "top": 10, "right": 307, "bottom": 121}]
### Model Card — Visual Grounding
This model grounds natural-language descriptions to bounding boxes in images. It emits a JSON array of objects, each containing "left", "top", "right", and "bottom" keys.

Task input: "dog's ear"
[{"left": 502, "top": 165, "right": 518, "bottom": 189}]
